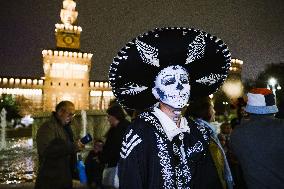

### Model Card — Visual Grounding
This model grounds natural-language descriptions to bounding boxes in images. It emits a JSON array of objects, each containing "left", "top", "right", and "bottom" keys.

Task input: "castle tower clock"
[
  {"left": 42, "top": 0, "right": 93, "bottom": 111},
  {"left": 56, "top": 0, "right": 80, "bottom": 49}
]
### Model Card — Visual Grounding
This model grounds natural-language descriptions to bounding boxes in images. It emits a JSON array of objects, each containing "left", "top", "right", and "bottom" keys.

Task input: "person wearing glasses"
[{"left": 35, "top": 100, "right": 85, "bottom": 189}]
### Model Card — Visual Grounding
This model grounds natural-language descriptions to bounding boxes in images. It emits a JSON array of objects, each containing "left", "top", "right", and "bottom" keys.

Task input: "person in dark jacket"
[
  {"left": 231, "top": 88, "right": 284, "bottom": 188},
  {"left": 35, "top": 101, "right": 85, "bottom": 189},
  {"left": 186, "top": 97, "right": 233, "bottom": 189},
  {"left": 85, "top": 140, "right": 104, "bottom": 189},
  {"left": 100, "top": 104, "right": 130, "bottom": 188}
]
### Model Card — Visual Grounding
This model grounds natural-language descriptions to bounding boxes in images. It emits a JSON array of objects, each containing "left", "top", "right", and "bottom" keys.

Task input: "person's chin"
[{"left": 64, "top": 120, "right": 71, "bottom": 125}]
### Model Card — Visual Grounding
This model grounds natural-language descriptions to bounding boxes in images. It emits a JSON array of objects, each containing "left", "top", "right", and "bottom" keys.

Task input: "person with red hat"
[{"left": 230, "top": 88, "right": 284, "bottom": 188}]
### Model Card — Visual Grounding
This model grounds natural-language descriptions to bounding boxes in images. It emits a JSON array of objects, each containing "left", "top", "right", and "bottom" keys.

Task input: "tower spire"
[
  {"left": 42, "top": 0, "right": 92, "bottom": 111},
  {"left": 60, "top": 0, "right": 78, "bottom": 25},
  {"left": 55, "top": 0, "right": 81, "bottom": 50}
]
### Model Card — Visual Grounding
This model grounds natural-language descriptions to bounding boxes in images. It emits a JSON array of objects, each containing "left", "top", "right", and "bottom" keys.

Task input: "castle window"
[
  {"left": 82, "top": 83, "right": 84, "bottom": 87},
  {"left": 50, "top": 82, "right": 53, "bottom": 86},
  {"left": 74, "top": 83, "right": 76, "bottom": 87},
  {"left": 66, "top": 82, "right": 69, "bottom": 86},
  {"left": 59, "top": 82, "right": 61, "bottom": 86}
]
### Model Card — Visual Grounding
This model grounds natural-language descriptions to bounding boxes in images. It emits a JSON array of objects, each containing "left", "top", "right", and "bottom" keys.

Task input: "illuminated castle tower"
[
  {"left": 222, "top": 58, "right": 244, "bottom": 100},
  {"left": 42, "top": 0, "right": 93, "bottom": 111}
]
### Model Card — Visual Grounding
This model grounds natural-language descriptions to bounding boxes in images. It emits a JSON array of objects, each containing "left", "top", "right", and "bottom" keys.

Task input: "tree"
[
  {"left": 255, "top": 63, "right": 284, "bottom": 105},
  {"left": 0, "top": 94, "right": 21, "bottom": 121}
]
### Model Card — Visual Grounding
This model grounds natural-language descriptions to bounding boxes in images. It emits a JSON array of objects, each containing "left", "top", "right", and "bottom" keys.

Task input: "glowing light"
[
  {"left": 90, "top": 90, "right": 102, "bottom": 97},
  {"left": 90, "top": 82, "right": 94, "bottom": 87},
  {"left": 103, "top": 91, "right": 114, "bottom": 97},
  {"left": 9, "top": 78, "right": 14, "bottom": 84},
  {"left": 38, "top": 80, "right": 44, "bottom": 85},
  {"left": 88, "top": 53, "right": 93, "bottom": 59},
  {"left": 33, "top": 79, "right": 38, "bottom": 85},
  {"left": 222, "top": 80, "right": 243, "bottom": 99},
  {"left": 15, "top": 78, "right": 20, "bottom": 84},
  {"left": 0, "top": 88, "right": 42, "bottom": 95},
  {"left": 21, "top": 79, "right": 26, "bottom": 85},
  {"left": 99, "top": 82, "right": 104, "bottom": 88},
  {"left": 27, "top": 79, "right": 32, "bottom": 85},
  {"left": 268, "top": 77, "right": 277, "bottom": 86},
  {"left": 95, "top": 82, "right": 100, "bottom": 87}
]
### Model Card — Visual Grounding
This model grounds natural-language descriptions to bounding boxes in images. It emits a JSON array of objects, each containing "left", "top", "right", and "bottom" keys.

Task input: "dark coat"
[
  {"left": 231, "top": 114, "right": 284, "bottom": 189},
  {"left": 100, "top": 119, "right": 130, "bottom": 167},
  {"left": 85, "top": 151, "right": 104, "bottom": 188},
  {"left": 35, "top": 113, "right": 78, "bottom": 189},
  {"left": 118, "top": 111, "right": 210, "bottom": 189}
]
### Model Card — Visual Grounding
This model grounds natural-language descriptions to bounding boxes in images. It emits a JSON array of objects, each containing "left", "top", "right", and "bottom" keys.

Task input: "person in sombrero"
[{"left": 109, "top": 27, "right": 233, "bottom": 189}]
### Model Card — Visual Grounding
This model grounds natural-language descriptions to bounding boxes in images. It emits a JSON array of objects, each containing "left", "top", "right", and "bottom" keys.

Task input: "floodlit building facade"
[
  {"left": 0, "top": 0, "right": 113, "bottom": 112},
  {"left": 0, "top": 0, "right": 243, "bottom": 113}
]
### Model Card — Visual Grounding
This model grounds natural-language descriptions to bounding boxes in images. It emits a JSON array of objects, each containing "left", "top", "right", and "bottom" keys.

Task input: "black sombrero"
[{"left": 109, "top": 27, "right": 231, "bottom": 110}]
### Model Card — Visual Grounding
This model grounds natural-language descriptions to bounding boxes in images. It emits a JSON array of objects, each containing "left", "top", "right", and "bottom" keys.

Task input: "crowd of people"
[{"left": 34, "top": 27, "right": 284, "bottom": 189}]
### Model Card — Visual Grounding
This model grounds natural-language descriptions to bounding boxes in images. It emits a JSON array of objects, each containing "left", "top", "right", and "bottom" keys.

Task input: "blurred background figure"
[
  {"left": 100, "top": 104, "right": 130, "bottom": 188},
  {"left": 275, "top": 99, "right": 284, "bottom": 119},
  {"left": 85, "top": 140, "right": 104, "bottom": 189},
  {"left": 186, "top": 97, "right": 233, "bottom": 189},
  {"left": 231, "top": 88, "right": 284, "bottom": 188},
  {"left": 230, "top": 118, "right": 241, "bottom": 131},
  {"left": 220, "top": 122, "right": 232, "bottom": 145},
  {"left": 217, "top": 133, "right": 227, "bottom": 149},
  {"left": 236, "top": 97, "right": 248, "bottom": 122}
]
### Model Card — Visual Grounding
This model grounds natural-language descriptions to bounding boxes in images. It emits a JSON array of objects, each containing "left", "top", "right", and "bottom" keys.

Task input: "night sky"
[{"left": 1, "top": 0, "right": 283, "bottom": 81}]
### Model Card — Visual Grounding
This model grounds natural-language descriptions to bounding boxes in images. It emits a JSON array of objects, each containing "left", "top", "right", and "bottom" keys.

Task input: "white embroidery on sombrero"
[
  {"left": 185, "top": 33, "right": 205, "bottom": 64},
  {"left": 136, "top": 39, "right": 160, "bottom": 67},
  {"left": 120, "top": 82, "right": 148, "bottom": 95},
  {"left": 196, "top": 73, "right": 226, "bottom": 86}
]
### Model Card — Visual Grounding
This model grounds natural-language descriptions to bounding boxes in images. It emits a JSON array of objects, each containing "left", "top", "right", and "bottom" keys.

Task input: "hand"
[{"left": 77, "top": 140, "right": 85, "bottom": 150}]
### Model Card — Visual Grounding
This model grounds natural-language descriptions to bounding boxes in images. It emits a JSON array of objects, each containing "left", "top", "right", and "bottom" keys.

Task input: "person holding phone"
[{"left": 35, "top": 101, "right": 85, "bottom": 189}]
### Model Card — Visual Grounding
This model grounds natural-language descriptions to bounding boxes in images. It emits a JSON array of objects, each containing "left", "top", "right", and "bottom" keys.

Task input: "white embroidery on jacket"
[
  {"left": 156, "top": 133, "right": 175, "bottom": 189},
  {"left": 120, "top": 129, "right": 142, "bottom": 159}
]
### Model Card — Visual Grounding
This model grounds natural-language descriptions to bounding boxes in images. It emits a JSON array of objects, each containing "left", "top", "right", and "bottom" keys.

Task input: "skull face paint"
[{"left": 152, "top": 65, "right": 190, "bottom": 109}]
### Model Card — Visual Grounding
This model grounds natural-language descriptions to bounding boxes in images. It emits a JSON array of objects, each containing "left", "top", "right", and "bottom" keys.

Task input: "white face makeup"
[{"left": 152, "top": 65, "right": 190, "bottom": 109}]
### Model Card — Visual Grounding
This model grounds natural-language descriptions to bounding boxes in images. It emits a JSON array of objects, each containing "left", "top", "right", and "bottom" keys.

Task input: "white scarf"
[{"left": 152, "top": 107, "right": 190, "bottom": 141}]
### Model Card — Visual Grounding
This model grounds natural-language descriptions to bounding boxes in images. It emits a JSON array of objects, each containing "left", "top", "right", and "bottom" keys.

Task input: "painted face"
[{"left": 152, "top": 65, "right": 190, "bottom": 109}]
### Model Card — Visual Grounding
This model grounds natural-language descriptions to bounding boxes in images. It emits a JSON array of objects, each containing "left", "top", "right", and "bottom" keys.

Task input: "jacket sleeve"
[
  {"left": 118, "top": 123, "right": 146, "bottom": 189},
  {"left": 36, "top": 123, "right": 71, "bottom": 159}
]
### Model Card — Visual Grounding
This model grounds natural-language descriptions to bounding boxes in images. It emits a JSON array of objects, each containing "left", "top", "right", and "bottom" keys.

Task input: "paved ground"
[{"left": 0, "top": 181, "right": 88, "bottom": 189}]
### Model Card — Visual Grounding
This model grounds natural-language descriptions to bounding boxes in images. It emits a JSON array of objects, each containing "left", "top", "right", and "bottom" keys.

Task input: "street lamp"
[{"left": 267, "top": 77, "right": 282, "bottom": 103}]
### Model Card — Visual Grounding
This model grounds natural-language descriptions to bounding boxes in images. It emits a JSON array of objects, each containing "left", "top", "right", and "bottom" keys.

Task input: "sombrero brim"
[{"left": 109, "top": 27, "right": 231, "bottom": 110}]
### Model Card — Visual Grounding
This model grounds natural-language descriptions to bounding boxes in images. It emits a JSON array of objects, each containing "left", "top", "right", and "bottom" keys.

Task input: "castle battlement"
[
  {"left": 55, "top": 23, "right": 82, "bottom": 34},
  {"left": 0, "top": 77, "right": 44, "bottom": 88},
  {"left": 42, "top": 50, "right": 93, "bottom": 60},
  {"left": 229, "top": 58, "right": 243, "bottom": 72}
]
